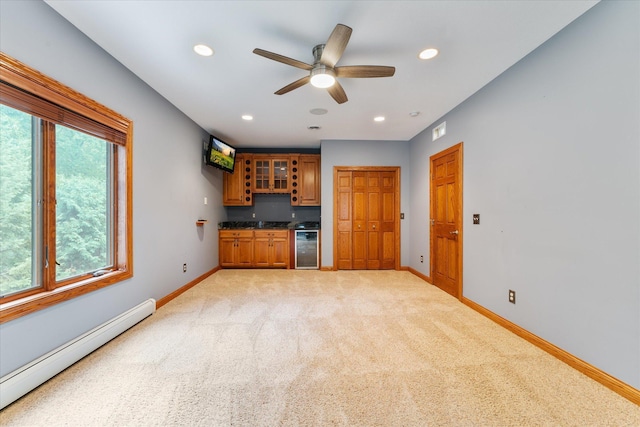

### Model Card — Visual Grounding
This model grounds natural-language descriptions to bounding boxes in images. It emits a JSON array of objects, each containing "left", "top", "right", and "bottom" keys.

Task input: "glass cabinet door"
[
  {"left": 272, "top": 159, "right": 288, "bottom": 190},
  {"left": 252, "top": 156, "right": 289, "bottom": 193},
  {"left": 254, "top": 159, "right": 270, "bottom": 191}
]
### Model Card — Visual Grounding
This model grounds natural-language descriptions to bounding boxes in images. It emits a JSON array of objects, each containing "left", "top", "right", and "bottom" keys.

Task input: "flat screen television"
[{"left": 205, "top": 135, "right": 236, "bottom": 173}]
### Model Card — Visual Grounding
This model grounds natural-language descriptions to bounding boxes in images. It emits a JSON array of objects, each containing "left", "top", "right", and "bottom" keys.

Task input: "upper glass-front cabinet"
[{"left": 253, "top": 156, "right": 289, "bottom": 193}]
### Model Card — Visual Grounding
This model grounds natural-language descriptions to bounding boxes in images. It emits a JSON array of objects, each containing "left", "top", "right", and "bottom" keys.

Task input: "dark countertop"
[{"left": 218, "top": 221, "right": 320, "bottom": 230}]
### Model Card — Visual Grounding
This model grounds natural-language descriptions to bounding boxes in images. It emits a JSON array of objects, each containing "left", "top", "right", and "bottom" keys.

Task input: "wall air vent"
[{"left": 432, "top": 121, "right": 446, "bottom": 141}]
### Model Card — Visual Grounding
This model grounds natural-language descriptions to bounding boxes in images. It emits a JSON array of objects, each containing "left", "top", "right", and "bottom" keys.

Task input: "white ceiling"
[{"left": 45, "top": 0, "right": 598, "bottom": 149}]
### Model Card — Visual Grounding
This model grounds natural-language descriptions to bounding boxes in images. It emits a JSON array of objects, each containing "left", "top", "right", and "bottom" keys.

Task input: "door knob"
[
  {"left": 373, "top": 225, "right": 376, "bottom": 229},
  {"left": 450, "top": 230, "right": 459, "bottom": 235}
]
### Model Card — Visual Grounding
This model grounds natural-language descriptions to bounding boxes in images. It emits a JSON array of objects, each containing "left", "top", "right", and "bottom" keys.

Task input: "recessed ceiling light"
[
  {"left": 418, "top": 48, "right": 439, "bottom": 60},
  {"left": 409, "top": 111, "right": 421, "bottom": 117},
  {"left": 374, "top": 116, "right": 385, "bottom": 122},
  {"left": 308, "top": 126, "right": 321, "bottom": 130},
  {"left": 193, "top": 44, "right": 214, "bottom": 57},
  {"left": 241, "top": 115, "right": 253, "bottom": 121},
  {"left": 310, "top": 108, "right": 328, "bottom": 115}
]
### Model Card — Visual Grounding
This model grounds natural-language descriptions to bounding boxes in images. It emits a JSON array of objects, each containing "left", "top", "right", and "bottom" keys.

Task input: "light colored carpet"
[{"left": 1, "top": 270, "right": 638, "bottom": 426}]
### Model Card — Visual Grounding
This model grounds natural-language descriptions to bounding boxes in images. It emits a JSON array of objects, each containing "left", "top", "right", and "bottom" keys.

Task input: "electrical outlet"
[
  {"left": 292, "top": 212, "right": 295, "bottom": 218},
  {"left": 183, "top": 263, "right": 187, "bottom": 273},
  {"left": 420, "top": 255, "right": 424, "bottom": 263},
  {"left": 473, "top": 214, "right": 480, "bottom": 224},
  {"left": 252, "top": 213, "right": 255, "bottom": 218},
  {"left": 204, "top": 197, "right": 208, "bottom": 205},
  {"left": 508, "top": 289, "right": 516, "bottom": 304}
]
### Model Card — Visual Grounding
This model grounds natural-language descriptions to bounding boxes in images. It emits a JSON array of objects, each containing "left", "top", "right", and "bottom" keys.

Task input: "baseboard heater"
[{"left": 0, "top": 298, "right": 156, "bottom": 410}]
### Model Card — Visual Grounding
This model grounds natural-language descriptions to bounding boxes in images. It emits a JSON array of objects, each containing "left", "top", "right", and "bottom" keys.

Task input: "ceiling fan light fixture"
[{"left": 310, "top": 66, "right": 336, "bottom": 88}]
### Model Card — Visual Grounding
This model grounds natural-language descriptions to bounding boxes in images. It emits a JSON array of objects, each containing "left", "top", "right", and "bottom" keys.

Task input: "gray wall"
[
  {"left": 0, "top": 0, "right": 225, "bottom": 376},
  {"left": 320, "top": 140, "right": 411, "bottom": 268},
  {"left": 409, "top": 0, "right": 639, "bottom": 389},
  {"left": 225, "top": 194, "right": 321, "bottom": 222}
]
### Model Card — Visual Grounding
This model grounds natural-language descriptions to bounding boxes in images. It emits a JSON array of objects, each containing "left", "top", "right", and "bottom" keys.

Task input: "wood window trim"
[{"left": 0, "top": 52, "right": 133, "bottom": 323}]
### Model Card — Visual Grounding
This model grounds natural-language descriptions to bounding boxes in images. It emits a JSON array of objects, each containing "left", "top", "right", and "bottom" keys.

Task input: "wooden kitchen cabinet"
[
  {"left": 253, "top": 230, "right": 289, "bottom": 268},
  {"left": 219, "top": 229, "right": 289, "bottom": 268},
  {"left": 223, "top": 152, "right": 319, "bottom": 205},
  {"left": 223, "top": 153, "right": 253, "bottom": 206},
  {"left": 219, "top": 230, "right": 254, "bottom": 267},
  {"left": 295, "top": 154, "right": 320, "bottom": 206},
  {"left": 253, "top": 155, "right": 290, "bottom": 193}
]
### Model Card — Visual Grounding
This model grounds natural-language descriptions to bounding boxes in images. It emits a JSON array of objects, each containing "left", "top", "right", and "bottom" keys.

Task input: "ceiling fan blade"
[
  {"left": 253, "top": 48, "right": 313, "bottom": 71},
  {"left": 335, "top": 65, "right": 396, "bottom": 78},
  {"left": 320, "top": 24, "right": 352, "bottom": 67},
  {"left": 327, "top": 80, "right": 348, "bottom": 104},
  {"left": 275, "top": 75, "right": 311, "bottom": 95}
]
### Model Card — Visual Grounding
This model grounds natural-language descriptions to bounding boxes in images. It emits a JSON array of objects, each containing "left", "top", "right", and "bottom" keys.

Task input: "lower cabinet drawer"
[{"left": 219, "top": 230, "right": 254, "bottom": 239}]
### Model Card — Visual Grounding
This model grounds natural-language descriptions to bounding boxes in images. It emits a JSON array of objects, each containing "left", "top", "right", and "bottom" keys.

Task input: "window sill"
[{"left": 0, "top": 269, "right": 132, "bottom": 324}]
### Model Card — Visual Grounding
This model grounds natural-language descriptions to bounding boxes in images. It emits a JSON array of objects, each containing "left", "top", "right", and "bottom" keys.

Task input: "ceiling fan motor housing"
[
  {"left": 310, "top": 44, "right": 336, "bottom": 88},
  {"left": 312, "top": 44, "right": 325, "bottom": 63}
]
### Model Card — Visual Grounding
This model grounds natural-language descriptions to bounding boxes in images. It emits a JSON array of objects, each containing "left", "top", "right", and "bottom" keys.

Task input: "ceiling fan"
[{"left": 253, "top": 24, "right": 395, "bottom": 104}]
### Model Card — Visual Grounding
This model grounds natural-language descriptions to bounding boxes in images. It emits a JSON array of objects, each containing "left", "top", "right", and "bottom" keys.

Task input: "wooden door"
[
  {"left": 334, "top": 167, "right": 400, "bottom": 270},
  {"left": 352, "top": 171, "right": 367, "bottom": 269},
  {"left": 380, "top": 171, "right": 397, "bottom": 269},
  {"left": 336, "top": 171, "right": 353, "bottom": 269},
  {"left": 430, "top": 143, "right": 463, "bottom": 298},
  {"left": 366, "top": 172, "right": 381, "bottom": 269}
]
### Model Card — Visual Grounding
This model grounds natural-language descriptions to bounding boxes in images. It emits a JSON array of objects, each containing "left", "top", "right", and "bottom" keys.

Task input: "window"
[{"left": 0, "top": 52, "right": 133, "bottom": 322}]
